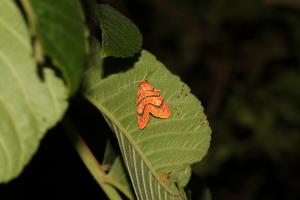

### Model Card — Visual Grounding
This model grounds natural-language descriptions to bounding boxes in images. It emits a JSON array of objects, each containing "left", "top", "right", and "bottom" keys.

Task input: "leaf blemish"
[{"left": 160, "top": 172, "right": 172, "bottom": 186}]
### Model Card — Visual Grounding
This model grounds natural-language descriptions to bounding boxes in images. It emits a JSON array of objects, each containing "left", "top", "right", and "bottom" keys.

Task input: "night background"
[{"left": 1, "top": 0, "right": 300, "bottom": 199}]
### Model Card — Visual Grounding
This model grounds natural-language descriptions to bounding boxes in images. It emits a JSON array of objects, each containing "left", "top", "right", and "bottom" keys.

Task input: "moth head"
[{"left": 138, "top": 80, "right": 153, "bottom": 91}]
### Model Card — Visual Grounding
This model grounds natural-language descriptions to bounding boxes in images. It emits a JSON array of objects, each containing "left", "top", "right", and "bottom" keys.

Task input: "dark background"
[{"left": 1, "top": 0, "right": 300, "bottom": 199}]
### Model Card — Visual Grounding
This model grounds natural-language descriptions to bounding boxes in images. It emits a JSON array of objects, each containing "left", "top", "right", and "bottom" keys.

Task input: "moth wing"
[
  {"left": 149, "top": 101, "right": 171, "bottom": 119},
  {"left": 137, "top": 109, "right": 150, "bottom": 129},
  {"left": 136, "top": 96, "right": 163, "bottom": 114},
  {"left": 136, "top": 90, "right": 160, "bottom": 104}
]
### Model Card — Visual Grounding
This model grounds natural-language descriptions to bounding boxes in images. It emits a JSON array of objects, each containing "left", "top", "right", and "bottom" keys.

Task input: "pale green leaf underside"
[
  {"left": 0, "top": 1, "right": 68, "bottom": 183},
  {"left": 82, "top": 50, "right": 211, "bottom": 199},
  {"left": 97, "top": 4, "right": 142, "bottom": 58}
]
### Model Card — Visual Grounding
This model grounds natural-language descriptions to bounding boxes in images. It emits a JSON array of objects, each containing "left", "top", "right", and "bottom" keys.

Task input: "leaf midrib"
[{"left": 84, "top": 94, "right": 182, "bottom": 196}]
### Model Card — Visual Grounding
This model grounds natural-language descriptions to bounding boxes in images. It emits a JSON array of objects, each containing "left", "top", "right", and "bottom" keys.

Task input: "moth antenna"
[
  {"left": 142, "top": 66, "right": 160, "bottom": 81},
  {"left": 119, "top": 81, "right": 137, "bottom": 89},
  {"left": 120, "top": 67, "right": 160, "bottom": 90}
]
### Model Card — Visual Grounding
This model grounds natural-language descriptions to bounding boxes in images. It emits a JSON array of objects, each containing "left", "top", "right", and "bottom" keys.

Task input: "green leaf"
[
  {"left": 23, "top": 0, "right": 87, "bottom": 95},
  {"left": 82, "top": 50, "right": 211, "bottom": 199},
  {"left": 82, "top": 37, "right": 103, "bottom": 86},
  {"left": 0, "top": 0, "right": 68, "bottom": 183},
  {"left": 108, "top": 156, "right": 135, "bottom": 199},
  {"left": 96, "top": 4, "right": 142, "bottom": 58},
  {"left": 103, "top": 140, "right": 135, "bottom": 199},
  {"left": 103, "top": 139, "right": 118, "bottom": 166},
  {"left": 88, "top": 37, "right": 104, "bottom": 78}
]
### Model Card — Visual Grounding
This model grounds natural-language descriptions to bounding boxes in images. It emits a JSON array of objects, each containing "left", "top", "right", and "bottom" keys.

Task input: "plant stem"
[{"left": 62, "top": 116, "right": 123, "bottom": 200}]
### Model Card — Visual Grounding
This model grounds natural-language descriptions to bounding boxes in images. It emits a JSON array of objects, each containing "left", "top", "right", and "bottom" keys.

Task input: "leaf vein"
[{"left": 0, "top": 14, "right": 30, "bottom": 50}]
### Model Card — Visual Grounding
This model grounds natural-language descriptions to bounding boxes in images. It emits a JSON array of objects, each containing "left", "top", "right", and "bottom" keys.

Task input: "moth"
[{"left": 136, "top": 80, "right": 170, "bottom": 129}]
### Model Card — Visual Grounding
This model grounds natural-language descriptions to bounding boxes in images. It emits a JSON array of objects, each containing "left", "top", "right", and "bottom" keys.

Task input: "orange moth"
[{"left": 136, "top": 80, "right": 171, "bottom": 129}]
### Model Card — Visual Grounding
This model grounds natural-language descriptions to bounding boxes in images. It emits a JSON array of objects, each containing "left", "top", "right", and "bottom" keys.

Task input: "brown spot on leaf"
[{"left": 160, "top": 172, "right": 172, "bottom": 186}]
